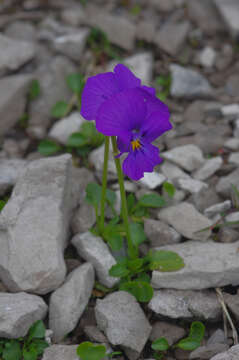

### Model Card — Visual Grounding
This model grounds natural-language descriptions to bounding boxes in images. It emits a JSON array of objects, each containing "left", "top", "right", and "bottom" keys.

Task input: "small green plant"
[
  {"left": 76, "top": 342, "right": 122, "bottom": 360},
  {"left": 0, "top": 320, "right": 49, "bottom": 360},
  {"left": 18, "top": 80, "right": 40, "bottom": 129},
  {"left": 155, "top": 75, "right": 171, "bottom": 102},
  {"left": 130, "top": 4, "right": 141, "bottom": 15},
  {"left": 0, "top": 198, "right": 7, "bottom": 212},
  {"left": 87, "top": 28, "right": 121, "bottom": 62},
  {"left": 152, "top": 321, "right": 205, "bottom": 359}
]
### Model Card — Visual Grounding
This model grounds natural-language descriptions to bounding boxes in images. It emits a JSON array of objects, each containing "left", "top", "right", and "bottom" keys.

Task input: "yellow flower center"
[{"left": 131, "top": 139, "right": 141, "bottom": 151}]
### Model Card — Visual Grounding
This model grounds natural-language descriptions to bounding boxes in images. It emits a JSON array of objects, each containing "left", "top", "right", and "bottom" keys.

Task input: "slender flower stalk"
[
  {"left": 99, "top": 136, "right": 110, "bottom": 233},
  {"left": 111, "top": 136, "right": 137, "bottom": 259}
]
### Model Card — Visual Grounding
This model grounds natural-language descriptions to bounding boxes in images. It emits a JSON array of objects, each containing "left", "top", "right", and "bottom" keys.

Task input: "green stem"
[
  {"left": 99, "top": 136, "right": 110, "bottom": 233},
  {"left": 111, "top": 136, "right": 137, "bottom": 259}
]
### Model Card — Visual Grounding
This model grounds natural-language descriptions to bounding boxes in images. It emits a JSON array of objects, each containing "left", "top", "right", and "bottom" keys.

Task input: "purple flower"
[
  {"left": 96, "top": 88, "right": 172, "bottom": 180},
  {"left": 81, "top": 63, "right": 154, "bottom": 121}
]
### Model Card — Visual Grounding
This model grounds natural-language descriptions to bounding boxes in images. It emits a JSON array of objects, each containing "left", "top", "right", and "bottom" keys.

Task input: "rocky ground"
[{"left": 1, "top": 0, "right": 239, "bottom": 359}]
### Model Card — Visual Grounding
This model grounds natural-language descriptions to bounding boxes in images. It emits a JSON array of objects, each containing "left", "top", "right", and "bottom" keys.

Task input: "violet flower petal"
[
  {"left": 114, "top": 63, "right": 141, "bottom": 91},
  {"left": 140, "top": 111, "right": 172, "bottom": 144}
]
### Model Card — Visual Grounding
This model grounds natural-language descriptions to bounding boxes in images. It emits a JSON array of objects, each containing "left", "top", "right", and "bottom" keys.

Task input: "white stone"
[
  {"left": 234, "top": 119, "right": 239, "bottom": 137},
  {"left": 175, "top": 177, "right": 208, "bottom": 194},
  {"left": 158, "top": 202, "right": 212, "bottom": 241},
  {"left": 214, "top": 0, "right": 239, "bottom": 38},
  {"left": 95, "top": 291, "right": 152, "bottom": 360},
  {"left": 0, "top": 159, "right": 27, "bottom": 196},
  {"left": 204, "top": 200, "right": 232, "bottom": 218},
  {"left": 0, "top": 292, "right": 47, "bottom": 338},
  {"left": 42, "top": 345, "right": 78, "bottom": 360},
  {"left": 160, "top": 161, "right": 190, "bottom": 181},
  {"left": 228, "top": 152, "right": 239, "bottom": 166},
  {"left": 224, "top": 138, "right": 239, "bottom": 151},
  {"left": 49, "top": 263, "right": 94, "bottom": 342},
  {"left": 216, "top": 169, "right": 239, "bottom": 197},
  {"left": 0, "top": 155, "right": 78, "bottom": 294},
  {"left": 72, "top": 232, "right": 118, "bottom": 288},
  {"left": 53, "top": 28, "right": 89, "bottom": 61},
  {"left": 89, "top": 144, "right": 116, "bottom": 175},
  {"left": 109, "top": 52, "right": 154, "bottom": 86},
  {"left": 148, "top": 289, "right": 221, "bottom": 320},
  {"left": 193, "top": 156, "right": 223, "bottom": 180},
  {"left": 225, "top": 212, "right": 239, "bottom": 223},
  {"left": 162, "top": 144, "right": 205, "bottom": 172},
  {"left": 221, "top": 104, "right": 239, "bottom": 117},
  {"left": 198, "top": 46, "right": 216, "bottom": 67},
  {"left": 151, "top": 241, "right": 239, "bottom": 290},
  {"left": 49, "top": 112, "right": 85, "bottom": 145},
  {"left": 139, "top": 172, "right": 166, "bottom": 189},
  {"left": 0, "top": 34, "right": 35, "bottom": 76},
  {"left": 210, "top": 344, "right": 239, "bottom": 360}
]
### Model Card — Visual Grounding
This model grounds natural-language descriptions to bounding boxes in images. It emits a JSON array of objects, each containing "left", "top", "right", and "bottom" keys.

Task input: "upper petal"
[
  {"left": 80, "top": 72, "right": 118, "bottom": 120},
  {"left": 96, "top": 88, "right": 147, "bottom": 136},
  {"left": 114, "top": 64, "right": 141, "bottom": 91},
  {"left": 140, "top": 109, "right": 172, "bottom": 143},
  {"left": 122, "top": 143, "right": 162, "bottom": 181}
]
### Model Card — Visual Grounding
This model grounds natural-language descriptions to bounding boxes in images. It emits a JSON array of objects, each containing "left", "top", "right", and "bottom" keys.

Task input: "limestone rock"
[
  {"left": 151, "top": 241, "right": 239, "bottom": 290},
  {"left": 42, "top": 345, "right": 78, "bottom": 360},
  {"left": 210, "top": 345, "right": 239, "bottom": 360},
  {"left": 0, "top": 159, "right": 27, "bottom": 196},
  {"left": 0, "top": 155, "right": 77, "bottom": 294},
  {"left": 162, "top": 145, "right": 205, "bottom": 172},
  {"left": 49, "top": 263, "right": 94, "bottom": 342},
  {"left": 53, "top": 28, "right": 89, "bottom": 61},
  {"left": 0, "top": 292, "right": 47, "bottom": 338}
]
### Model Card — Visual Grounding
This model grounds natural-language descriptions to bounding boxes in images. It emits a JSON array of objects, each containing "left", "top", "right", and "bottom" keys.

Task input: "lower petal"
[{"left": 122, "top": 143, "right": 162, "bottom": 181}]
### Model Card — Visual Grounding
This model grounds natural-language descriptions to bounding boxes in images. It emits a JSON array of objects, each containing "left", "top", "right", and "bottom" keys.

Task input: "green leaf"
[
  {"left": 106, "top": 188, "right": 116, "bottom": 207},
  {"left": 127, "top": 258, "right": 144, "bottom": 272},
  {"left": 130, "top": 222, "right": 146, "bottom": 247},
  {"left": 31, "top": 339, "right": 49, "bottom": 355},
  {"left": 163, "top": 182, "right": 175, "bottom": 198},
  {"left": 76, "top": 342, "right": 106, "bottom": 360},
  {"left": 127, "top": 193, "right": 136, "bottom": 214},
  {"left": 103, "top": 224, "right": 123, "bottom": 251},
  {"left": 67, "top": 132, "right": 88, "bottom": 148},
  {"left": 23, "top": 344, "right": 38, "bottom": 360},
  {"left": 120, "top": 281, "right": 154, "bottom": 302},
  {"left": 138, "top": 194, "right": 166, "bottom": 208},
  {"left": 176, "top": 338, "right": 200, "bottom": 351},
  {"left": 28, "top": 320, "right": 46, "bottom": 341},
  {"left": 66, "top": 73, "right": 84, "bottom": 95},
  {"left": 76, "top": 145, "right": 91, "bottom": 157},
  {"left": 136, "top": 272, "right": 151, "bottom": 283},
  {"left": 51, "top": 101, "right": 68, "bottom": 118},
  {"left": 189, "top": 321, "right": 205, "bottom": 342},
  {"left": 148, "top": 250, "right": 185, "bottom": 272},
  {"left": 2, "top": 341, "right": 22, "bottom": 360},
  {"left": 28, "top": 80, "right": 40, "bottom": 101},
  {"left": 109, "top": 263, "right": 130, "bottom": 278},
  {"left": 85, "top": 182, "right": 101, "bottom": 208},
  {"left": 80, "top": 122, "right": 104, "bottom": 148},
  {"left": 0, "top": 200, "right": 6, "bottom": 212},
  {"left": 38, "top": 139, "right": 61, "bottom": 156},
  {"left": 151, "top": 337, "right": 170, "bottom": 351}
]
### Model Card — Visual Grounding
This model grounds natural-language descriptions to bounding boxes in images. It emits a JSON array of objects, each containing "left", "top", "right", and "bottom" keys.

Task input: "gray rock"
[
  {"left": 72, "top": 232, "right": 118, "bottom": 288},
  {"left": 49, "top": 112, "right": 85, "bottom": 145},
  {"left": 0, "top": 34, "right": 35, "bottom": 76},
  {"left": 175, "top": 177, "right": 208, "bottom": 194},
  {"left": 139, "top": 172, "right": 166, "bottom": 189},
  {"left": 189, "top": 343, "right": 229, "bottom": 359},
  {"left": 0, "top": 155, "right": 77, "bottom": 294},
  {"left": 170, "top": 64, "right": 213, "bottom": 99},
  {"left": 150, "top": 321, "right": 186, "bottom": 346},
  {"left": 49, "top": 263, "right": 94, "bottom": 342},
  {"left": 86, "top": 5, "right": 136, "bottom": 51},
  {"left": 158, "top": 202, "right": 212, "bottom": 241},
  {"left": 53, "top": 28, "right": 89, "bottom": 62},
  {"left": 187, "top": 0, "right": 224, "bottom": 35},
  {"left": 234, "top": 119, "right": 239, "bottom": 138},
  {"left": 89, "top": 144, "right": 116, "bottom": 176},
  {"left": 207, "top": 329, "right": 226, "bottom": 345},
  {"left": 155, "top": 21, "right": 190, "bottom": 56},
  {"left": 136, "top": 21, "right": 156, "bottom": 43},
  {"left": 216, "top": 169, "right": 239, "bottom": 198},
  {"left": 144, "top": 219, "right": 181, "bottom": 247},
  {"left": 214, "top": 0, "right": 239, "bottom": 38},
  {"left": 228, "top": 152, "right": 239, "bottom": 166},
  {"left": 28, "top": 56, "right": 76, "bottom": 139},
  {"left": 225, "top": 73, "right": 239, "bottom": 97},
  {"left": 224, "top": 138, "right": 239, "bottom": 151},
  {"left": 95, "top": 291, "right": 152, "bottom": 360},
  {"left": 0, "top": 159, "right": 27, "bottom": 196},
  {"left": 160, "top": 161, "right": 190, "bottom": 181},
  {"left": 195, "top": 124, "right": 231, "bottom": 155},
  {"left": 61, "top": 7, "right": 86, "bottom": 27},
  {"left": 191, "top": 186, "right": 221, "bottom": 213},
  {"left": 193, "top": 157, "right": 223, "bottom": 181},
  {"left": 221, "top": 104, "right": 239, "bottom": 118},
  {"left": 162, "top": 145, "right": 205, "bottom": 172},
  {"left": 223, "top": 290, "right": 239, "bottom": 322},
  {"left": 151, "top": 240, "right": 239, "bottom": 290},
  {"left": 74, "top": 167, "right": 95, "bottom": 206},
  {"left": 71, "top": 202, "right": 96, "bottom": 234},
  {"left": 42, "top": 345, "right": 78, "bottom": 360},
  {"left": 108, "top": 52, "right": 153, "bottom": 86},
  {"left": 218, "top": 227, "right": 239, "bottom": 243},
  {"left": 0, "top": 74, "right": 33, "bottom": 136},
  {"left": 204, "top": 201, "right": 232, "bottom": 218},
  {"left": 210, "top": 345, "right": 239, "bottom": 360},
  {"left": 0, "top": 292, "right": 47, "bottom": 338},
  {"left": 149, "top": 289, "right": 221, "bottom": 321},
  {"left": 84, "top": 325, "right": 108, "bottom": 344},
  {"left": 4, "top": 21, "right": 37, "bottom": 42},
  {"left": 198, "top": 46, "right": 216, "bottom": 68}
]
